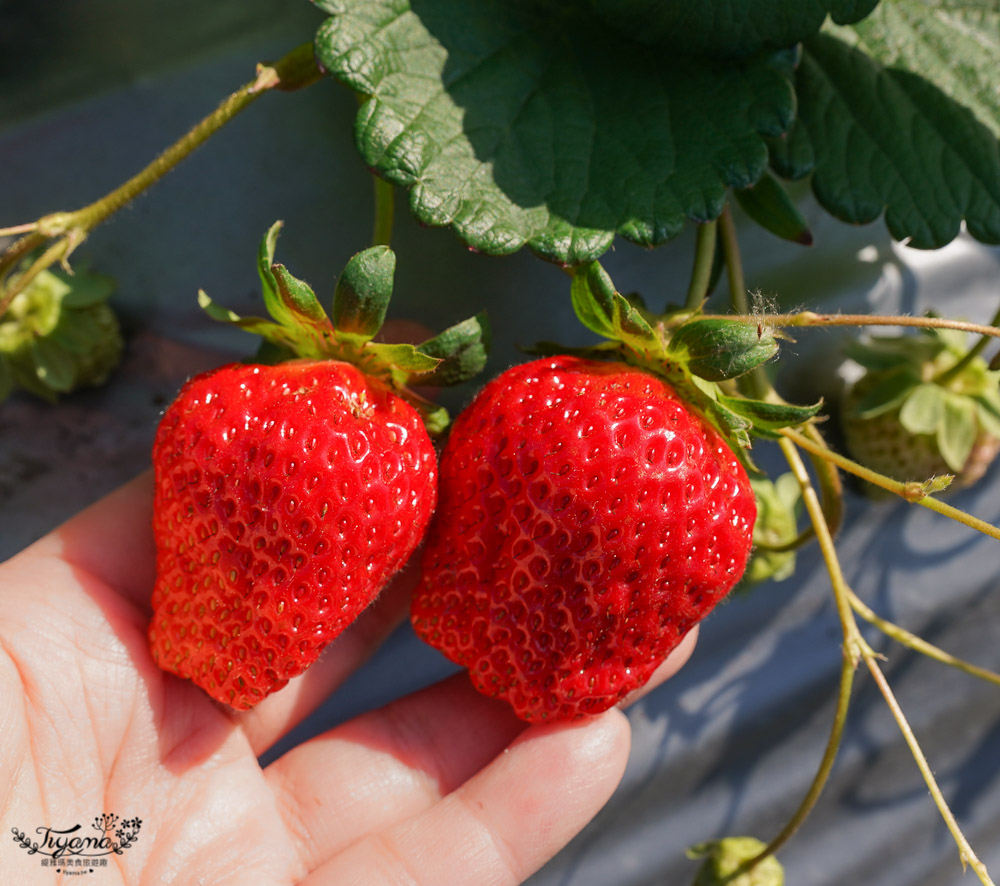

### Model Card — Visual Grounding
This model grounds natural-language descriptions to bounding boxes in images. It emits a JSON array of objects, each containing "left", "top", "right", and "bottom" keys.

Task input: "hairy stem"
[
  {"left": 684, "top": 219, "right": 717, "bottom": 310},
  {"left": 704, "top": 311, "right": 1000, "bottom": 342},
  {"left": 781, "top": 427, "right": 1000, "bottom": 543},
  {"left": 864, "top": 658, "right": 995, "bottom": 886},
  {"left": 847, "top": 588, "right": 1000, "bottom": 688}
]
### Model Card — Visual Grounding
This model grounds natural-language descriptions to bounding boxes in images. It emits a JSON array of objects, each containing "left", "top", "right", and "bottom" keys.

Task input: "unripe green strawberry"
[
  {"left": 840, "top": 328, "right": 1000, "bottom": 495},
  {"left": 0, "top": 266, "right": 122, "bottom": 402},
  {"left": 150, "top": 360, "right": 437, "bottom": 709},
  {"left": 411, "top": 355, "right": 757, "bottom": 722}
]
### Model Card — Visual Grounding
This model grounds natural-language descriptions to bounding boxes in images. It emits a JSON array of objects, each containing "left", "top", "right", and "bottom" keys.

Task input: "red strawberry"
[
  {"left": 411, "top": 355, "right": 757, "bottom": 722},
  {"left": 149, "top": 360, "right": 437, "bottom": 709},
  {"left": 148, "top": 223, "right": 488, "bottom": 709}
]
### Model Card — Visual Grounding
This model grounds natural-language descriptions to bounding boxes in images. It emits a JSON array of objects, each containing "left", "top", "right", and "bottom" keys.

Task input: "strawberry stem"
[
  {"left": 683, "top": 219, "right": 717, "bottom": 310},
  {"left": 863, "top": 656, "right": 996, "bottom": 886},
  {"left": 781, "top": 426, "right": 1000, "bottom": 543},
  {"left": 0, "top": 42, "right": 322, "bottom": 322},
  {"left": 707, "top": 310, "right": 1000, "bottom": 342},
  {"left": 371, "top": 176, "right": 395, "bottom": 247},
  {"left": 847, "top": 588, "right": 1000, "bottom": 689}
]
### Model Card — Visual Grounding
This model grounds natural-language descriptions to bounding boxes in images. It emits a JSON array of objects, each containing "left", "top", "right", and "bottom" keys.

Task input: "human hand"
[{"left": 1, "top": 475, "right": 696, "bottom": 885}]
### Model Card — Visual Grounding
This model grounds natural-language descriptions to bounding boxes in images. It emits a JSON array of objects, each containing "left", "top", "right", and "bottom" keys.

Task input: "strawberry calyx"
[
  {"left": 534, "top": 260, "right": 821, "bottom": 470},
  {"left": 0, "top": 261, "right": 122, "bottom": 403},
  {"left": 198, "top": 221, "right": 489, "bottom": 435},
  {"left": 844, "top": 324, "right": 1000, "bottom": 474}
]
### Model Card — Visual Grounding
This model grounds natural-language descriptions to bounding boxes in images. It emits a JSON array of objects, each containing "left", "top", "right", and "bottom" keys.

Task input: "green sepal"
[
  {"left": 332, "top": 245, "right": 396, "bottom": 343},
  {"left": 844, "top": 334, "right": 944, "bottom": 371},
  {"left": 898, "top": 383, "right": 943, "bottom": 435},
  {"left": 414, "top": 312, "right": 490, "bottom": 386},
  {"left": 59, "top": 271, "right": 116, "bottom": 308},
  {"left": 938, "top": 391, "right": 978, "bottom": 472},
  {"left": 668, "top": 317, "right": 778, "bottom": 381},
  {"left": 30, "top": 338, "right": 76, "bottom": 393},
  {"left": 734, "top": 173, "right": 813, "bottom": 245},
  {"left": 272, "top": 264, "right": 330, "bottom": 326},
  {"left": 852, "top": 367, "right": 921, "bottom": 418},
  {"left": 719, "top": 395, "right": 823, "bottom": 437},
  {"left": 688, "top": 836, "right": 784, "bottom": 886},
  {"left": 570, "top": 261, "right": 656, "bottom": 353},
  {"left": 197, "top": 290, "right": 290, "bottom": 347},
  {"left": 257, "top": 221, "right": 294, "bottom": 327},
  {"left": 364, "top": 342, "right": 441, "bottom": 375},
  {"left": 741, "top": 473, "right": 802, "bottom": 589},
  {"left": 421, "top": 403, "right": 450, "bottom": 437},
  {"left": 974, "top": 391, "right": 1000, "bottom": 439}
]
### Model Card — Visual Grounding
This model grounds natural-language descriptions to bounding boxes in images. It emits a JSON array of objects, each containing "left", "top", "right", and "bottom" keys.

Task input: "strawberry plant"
[{"left": 2, "top": 1, "right": 1000, "bottom": 884}]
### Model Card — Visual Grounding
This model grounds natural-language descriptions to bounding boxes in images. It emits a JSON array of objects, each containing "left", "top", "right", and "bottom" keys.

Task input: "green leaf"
[
  {"left": 415, "top": 312, "right": 490, "bottom": 386},
  {"left": 852, "top": 368, "right": 921, "bottom": 417},
  {"left": 570, "top": 262, "right": 656, "bottom": 350},
  {"left": 846, "top": 1, "right": 1000, "bottom": 142},
  {"left": 668, "top": 317, "right": 778, "bottom": 382},
  {"left": 734, "top": 172, "right": 813, "bottom": 245},
  {"left": 899, "top": 383, "right": 944, "bottom": 434},
  {"left": 770, "top": 26, "right": 1000, "bottom": 248},
  {"left": 719, "top": 394, "right": 823, "bottom": 436},
  {"left": 332, "top": 245, "right": 396, "bottom": 342},
  {"left": 938, "top": 391, "right": 978, "bottom": 471},
  {"left": 586, "top": 0, "right": 878, "bottom": 57},
  {"left": 314, "top": 0, "right": 796, "bottom": 264}
]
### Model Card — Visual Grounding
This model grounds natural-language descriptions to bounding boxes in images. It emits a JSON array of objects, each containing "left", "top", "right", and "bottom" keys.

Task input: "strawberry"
[
  {"left": 148, "top": 223, "right": 487, "bottom": 709},
  {"left": 840, "top": 327, "right": 1000, "bottom": 496},
  {"left": 411, "top": 355, "right": 758, "bottom": 721}
]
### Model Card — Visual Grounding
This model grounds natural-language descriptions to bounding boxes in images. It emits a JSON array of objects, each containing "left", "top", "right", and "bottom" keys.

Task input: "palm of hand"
[{"left": 0, "top": 477, "right": 694, "bottom": 885}]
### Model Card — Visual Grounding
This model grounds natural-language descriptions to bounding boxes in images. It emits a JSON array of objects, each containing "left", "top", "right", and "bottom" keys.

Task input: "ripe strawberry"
[
  {"left": 150, "top": 360, "right": 437, "bottom": 709},
  {"left": 411, "top": 355, "right": 757, "bottom": 722},
  {"left": 148, "top": 223, "right": 488, "bottom": 709}
]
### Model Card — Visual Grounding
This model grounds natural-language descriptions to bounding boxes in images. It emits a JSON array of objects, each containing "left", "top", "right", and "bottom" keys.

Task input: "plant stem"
[
  {"left": 934, "top": 301, "right": 1000, "bottom": 386},
  {"left": 718, "top": 203, "right": 772, "bottom": 404},
  {"left": 738, "top": 437, "right": 866, "bottom": 872},
  {"left": 0, "top": 41, "right": 321, "bottom": 321},
  {"left": 748, "top": 649, "right": 856, "bottom": 866},
  {"left": 704, "top": 311, "right": 1000, "bottom": 342},
  {"left": 719, "top": 205, "right": 749, "bottom": 314},
  {"left": 864, "top": 657, "right": 996, "bottom": 886},
  {"left": 684, "top": 219, "right": 717, "bottom": 310},
  {"left": 847, "top": 588, "right": 1000, "bottom": 688},
  {"left": 371, "top": 175, "right": 395, "bottom": 247},
  {"left": 781, "top": 427, "right": 1000, "bottom": 543}
]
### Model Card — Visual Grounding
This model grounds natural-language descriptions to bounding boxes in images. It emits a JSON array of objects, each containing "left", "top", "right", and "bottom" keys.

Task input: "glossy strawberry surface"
[
  {"left": 412, "top": 356, "right": 756, "bottom": 722},
  {"left": 150, "top": 360, "right": 436, "bottom": 709}
]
